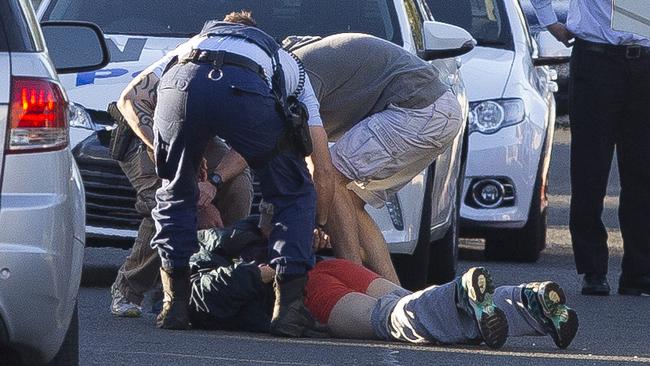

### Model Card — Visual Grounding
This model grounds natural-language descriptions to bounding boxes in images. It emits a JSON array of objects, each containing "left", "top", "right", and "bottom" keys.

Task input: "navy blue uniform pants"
[
  {"left": 569, "top": 39, "right": 650, "bottom": 278},
  {"left": 152, "top": 62, "right": 316, "bottom": 277}
]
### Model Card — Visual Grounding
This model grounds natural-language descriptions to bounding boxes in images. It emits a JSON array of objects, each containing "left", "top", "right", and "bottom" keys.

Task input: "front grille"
[
  {"left": 73, "top": 130, "right": 141, "bottom": 232},
  {"left": 73, "top": 131, "right": 263, "bottom": 237},
  {"left": 78, "top": 158, "right": 141, "bottom": 230}
]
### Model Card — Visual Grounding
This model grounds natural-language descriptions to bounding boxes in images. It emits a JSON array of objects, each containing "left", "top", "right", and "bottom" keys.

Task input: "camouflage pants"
[{"left": 111, "top": 138, "right": 253, "bottom": 305}]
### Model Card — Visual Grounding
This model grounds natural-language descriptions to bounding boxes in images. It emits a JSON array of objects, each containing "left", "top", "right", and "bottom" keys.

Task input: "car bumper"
[
  {"left": 460, "top": 118, "right": 545, "bottom": 229},
  {"left": 0, "top": 150, "right": 85, "bottom": 364},
  {"left": 0, "top": 242, "right": 83, "bottom": 364}
]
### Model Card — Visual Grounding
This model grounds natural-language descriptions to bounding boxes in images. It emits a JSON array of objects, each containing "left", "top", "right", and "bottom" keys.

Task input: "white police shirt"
[
  {"left": 149, "top": 34, "right": 323, "bottom": 127},
  {"left": 530, "top": 0, "right": 650, "bottom": 47}
]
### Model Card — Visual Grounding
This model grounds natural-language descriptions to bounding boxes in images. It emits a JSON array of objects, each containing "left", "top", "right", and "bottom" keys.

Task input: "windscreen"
[
  {"left": 426, "top": 0, "right": 513, "bottom": 49},
  {"left": 42, "top": 0, "right": 402, "bottom": 45}
]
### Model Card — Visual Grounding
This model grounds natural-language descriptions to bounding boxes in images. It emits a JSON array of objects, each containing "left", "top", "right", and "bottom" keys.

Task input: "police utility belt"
[{"left": 179, "top": 49, "right": 314, "bottom": 163}]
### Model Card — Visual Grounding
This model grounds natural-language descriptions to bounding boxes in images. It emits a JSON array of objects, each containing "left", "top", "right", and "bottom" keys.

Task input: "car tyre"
[
  {"left": 485, "top": 173, "right": 547, "bottom": 262},
  {"left": 427, "top": 197, "right": 459, "bottom": 285},
  {"left": 47, "top": 303, "right": 79, "bottom": 366},
  {"left": 392, "top": 167, "right": 435, "bottom": 291},
  {"left": 428, "top": 141, "right": 465, "bottom": 285}
]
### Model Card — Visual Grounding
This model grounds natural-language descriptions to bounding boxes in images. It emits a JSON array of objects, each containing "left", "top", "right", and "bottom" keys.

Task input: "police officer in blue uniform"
[{"left": 149, "top": 12, "right": 333, "bottom": 334}]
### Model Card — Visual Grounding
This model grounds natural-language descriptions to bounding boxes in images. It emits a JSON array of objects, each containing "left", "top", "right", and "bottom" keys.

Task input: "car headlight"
[
  {"left": 469, "top": 98, "right": 525, "bottom": 135},
  {"left": 69, "top": 102, "right": 98, "bottom": 130}
]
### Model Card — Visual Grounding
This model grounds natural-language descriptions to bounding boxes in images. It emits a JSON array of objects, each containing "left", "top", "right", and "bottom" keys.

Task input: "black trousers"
[{"left": 569, "top": 39, "right": 650, "bottom": 277}]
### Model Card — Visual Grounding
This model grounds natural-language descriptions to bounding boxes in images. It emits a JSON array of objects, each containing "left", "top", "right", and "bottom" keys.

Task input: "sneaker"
[
  {"left": 457, "top": 267, "right": 508, "bottom": 349},
  {"left": 523, "top": 281, "right": 578, "bottom": 349},
  {"left": 110, "top": 286, "right": 142, "bottom": 318}
]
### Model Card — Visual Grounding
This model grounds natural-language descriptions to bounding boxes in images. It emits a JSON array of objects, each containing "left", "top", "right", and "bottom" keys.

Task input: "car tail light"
[{"left": 7, "top": 77, "right": 68, "bottom": 153}]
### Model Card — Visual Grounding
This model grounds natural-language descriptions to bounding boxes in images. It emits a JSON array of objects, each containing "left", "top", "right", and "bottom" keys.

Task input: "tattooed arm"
[{"left": 116, "top": 64, "right": 160, "bottom": 150}]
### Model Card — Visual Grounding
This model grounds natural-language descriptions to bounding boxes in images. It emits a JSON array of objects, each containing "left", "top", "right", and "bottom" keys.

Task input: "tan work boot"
[
  {"left": 270, "top": 276, "right": 328, "bottom": 338},
  {"left": 156, "top": 267, "right": 191, "bottom": 330}
]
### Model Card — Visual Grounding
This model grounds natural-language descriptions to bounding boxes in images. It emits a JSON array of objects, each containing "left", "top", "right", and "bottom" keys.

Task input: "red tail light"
[{"left": 7, "top": 77, "right": 69, "bottom": 153}]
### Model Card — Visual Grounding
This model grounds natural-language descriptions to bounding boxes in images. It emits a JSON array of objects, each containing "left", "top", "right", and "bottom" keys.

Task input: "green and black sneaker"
[
  {"left": 457, "top": 267, "right": 509, "bottom": 349},
  {"left": 523, "top": 281, "right": 578, "bottom": 349}
]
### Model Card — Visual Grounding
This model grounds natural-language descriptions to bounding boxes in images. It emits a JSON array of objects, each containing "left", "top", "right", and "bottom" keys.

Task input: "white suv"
[
  {"left": 37, "top": 0, "right": 472, "bottom": 288},
  {"left": 0, "top": 1, "right": 107, "bottom": 364}
]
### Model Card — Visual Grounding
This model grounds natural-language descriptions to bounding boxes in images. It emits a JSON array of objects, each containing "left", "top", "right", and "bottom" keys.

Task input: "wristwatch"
[{"left": 208, "top": 172, "right": 224, "bottom": 190}]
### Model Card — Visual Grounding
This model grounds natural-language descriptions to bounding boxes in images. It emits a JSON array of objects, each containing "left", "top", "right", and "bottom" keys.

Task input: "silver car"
[{"left": 0, "top": 1, "right": 107, "bottom": 364}]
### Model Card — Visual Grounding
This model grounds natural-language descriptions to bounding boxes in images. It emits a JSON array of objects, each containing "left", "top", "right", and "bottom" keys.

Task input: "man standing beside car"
[
  {"left": 530, "top": 0, "right": 650, "bottom": 295},
  {"left": 284, "top": 34, "right": 463, "bottom": 286}
]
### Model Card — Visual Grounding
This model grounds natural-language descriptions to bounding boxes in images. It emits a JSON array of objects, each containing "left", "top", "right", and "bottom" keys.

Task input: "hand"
[
  {"left": 259, "top": 264, "right": 276, "bottom": 284},
  {"left": 197, "top": 158, "right": 209, "bottom": 182},
  {"left": 197, "top": 202, "right": 223, "bottom": 230},
  {"left": 547, "top": 23, "right": 574, "bottom": 47},
  {"left": 312, "top": 226, "right": 331, "bottom": 252}
]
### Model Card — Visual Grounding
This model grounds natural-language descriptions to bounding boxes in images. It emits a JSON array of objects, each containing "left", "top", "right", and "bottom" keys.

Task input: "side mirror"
[
  {"left": 40, "top": 21, "right": 110, "bottom": 74},
  {"left": 421, "top": 21, "right": 476, "bottom": 60},
  {"left": 533, "top": 30, "right": 571, "bottom": 66}
]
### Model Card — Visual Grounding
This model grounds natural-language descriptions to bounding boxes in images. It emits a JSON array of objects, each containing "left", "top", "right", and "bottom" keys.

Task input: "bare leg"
[
  {"left": 326, "top": 173, "right": 365, "bottom": 264},
  {"left": 327, "top": 292, "right": 378, "bottom": 339},
  {"left": 366, "top": 278, "right": 405, "bottom": 298},
  {"left": 351, "top": 193, "right": 400, "bottom": 285}
]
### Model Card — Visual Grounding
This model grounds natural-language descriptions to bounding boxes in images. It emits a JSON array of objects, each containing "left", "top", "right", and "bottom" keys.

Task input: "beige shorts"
[{"left": 330, "top": 91, "right": 462, "bottom": 208}]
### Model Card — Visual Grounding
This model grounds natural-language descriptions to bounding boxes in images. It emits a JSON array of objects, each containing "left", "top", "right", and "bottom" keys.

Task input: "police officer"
[
  {"left": 149, "top": 11, "right": 333, "bottom": 334},
  {"left": 530, "top": 0, "right": 650, "bottom": 296},
  {"left": 107, "top": 59, "right": 253, "bottom": 317}
]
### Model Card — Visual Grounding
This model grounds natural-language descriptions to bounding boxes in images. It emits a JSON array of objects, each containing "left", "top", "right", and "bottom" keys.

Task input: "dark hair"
[{"left": 223, "top": 10, "right": 257, "bottom": 26}]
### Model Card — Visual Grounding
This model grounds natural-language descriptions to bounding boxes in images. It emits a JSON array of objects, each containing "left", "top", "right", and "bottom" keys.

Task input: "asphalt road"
[{"left": 80, "top": 127, "right": 650, "bottom": 366}]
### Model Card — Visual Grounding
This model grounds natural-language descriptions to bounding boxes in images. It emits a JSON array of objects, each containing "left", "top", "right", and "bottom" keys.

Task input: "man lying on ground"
[{"left": 187, "top": 212, "right": 579, "bottom": 349}]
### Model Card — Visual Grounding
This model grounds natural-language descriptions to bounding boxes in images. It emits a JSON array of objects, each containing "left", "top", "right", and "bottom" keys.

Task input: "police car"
[{"left": 36, "top": 0, "right": 471, "bottom": 288}]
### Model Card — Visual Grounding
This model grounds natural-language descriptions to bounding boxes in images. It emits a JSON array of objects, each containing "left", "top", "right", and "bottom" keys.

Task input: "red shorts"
[{"left": 304, "top": 259, "right": 381, "bottom": 324}]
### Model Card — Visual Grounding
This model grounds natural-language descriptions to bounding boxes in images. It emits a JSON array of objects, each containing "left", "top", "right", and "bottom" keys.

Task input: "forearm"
[
  {"left": 529, "top": 0, "right": 558, "bottom": 27},
  {"left": 213, "top": 149, "right": 248, "bottom": 183},
  {"left": 308, "top": 126, "right": 335, "bottom": 226}
]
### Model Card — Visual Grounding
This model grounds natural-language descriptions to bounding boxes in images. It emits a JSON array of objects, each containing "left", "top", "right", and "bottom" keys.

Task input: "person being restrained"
[{"left": 187, "top": 205, "right": 579, "bottom": 350}]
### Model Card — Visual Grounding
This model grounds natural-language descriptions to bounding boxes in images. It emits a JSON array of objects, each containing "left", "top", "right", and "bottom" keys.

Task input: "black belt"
[
  {"left": 575, "top": 38, "right": 650, "bottom": 59},
  {"left": 181, "top": 49, "right": 267, "bottom": 79}
]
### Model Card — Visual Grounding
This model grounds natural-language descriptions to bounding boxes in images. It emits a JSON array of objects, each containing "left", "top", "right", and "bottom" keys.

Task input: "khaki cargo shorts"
[{"left": 330, "top": 91, "right": 462, "bottom": 208}]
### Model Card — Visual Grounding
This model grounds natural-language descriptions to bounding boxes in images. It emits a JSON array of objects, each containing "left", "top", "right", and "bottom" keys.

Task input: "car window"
[
  {"left": 404, "top": 0, "right": 424, "bottom": 50},
  {"left": 0, "top": 0, "right": 37, "bottom": 52},
  {"left": 425, "top": 0, "right": 513, "bottom": 49},
  {"left": 42, "top": 0, "right": 403, "bottom": 45}
]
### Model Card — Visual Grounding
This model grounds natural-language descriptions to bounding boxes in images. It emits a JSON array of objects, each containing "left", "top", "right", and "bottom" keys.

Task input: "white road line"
[
  {"left": 94, "top": 349, "right": 331, "bottom": 366},
  {"left": 186, "top": 333, "right": 650, "bottom": 364}
]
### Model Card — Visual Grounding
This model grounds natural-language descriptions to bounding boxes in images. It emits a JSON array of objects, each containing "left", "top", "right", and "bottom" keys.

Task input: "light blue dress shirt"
[{"left": 530, "top": 0, "right": 650, "bottom": 47}]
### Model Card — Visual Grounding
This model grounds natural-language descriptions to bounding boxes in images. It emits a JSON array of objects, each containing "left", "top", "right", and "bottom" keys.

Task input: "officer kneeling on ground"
[{"left": 148, "top": 11, "right": 333, "bottom": 335}]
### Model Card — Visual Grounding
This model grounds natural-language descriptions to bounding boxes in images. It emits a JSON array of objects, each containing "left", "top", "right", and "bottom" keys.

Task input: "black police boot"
[
  {"left": 156, "top": 267, "right": 191, "bottom": 330},
  {"left": 619, "top": 274, "right": 650, "bottom": 296},
  {"left": 269, "top": 276, "right": 328, "bottom": 338},
  {"left": 581, "top": 273, "right": 610, "bottom": 296}
]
